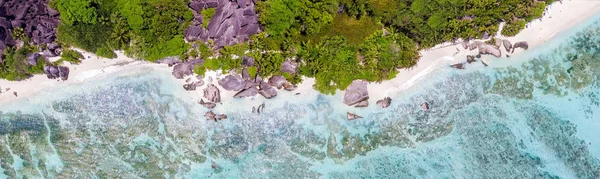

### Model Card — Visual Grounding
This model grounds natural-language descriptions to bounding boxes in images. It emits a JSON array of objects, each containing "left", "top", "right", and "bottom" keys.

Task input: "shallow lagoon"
[{"left": 1, "top": 13, "right": 600, "bottom": 179}]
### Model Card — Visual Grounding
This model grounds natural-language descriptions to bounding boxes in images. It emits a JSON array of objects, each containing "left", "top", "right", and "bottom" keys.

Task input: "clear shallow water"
[{"left": 1, "top": 16, "right": 600, "bottom": 179}]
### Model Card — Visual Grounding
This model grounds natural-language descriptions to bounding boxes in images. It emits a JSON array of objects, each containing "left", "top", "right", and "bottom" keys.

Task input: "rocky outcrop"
[
  {"left": 0, "top": 0, "right": 60, "bottom": 54},
  {"left": 218, "top": 74, "right": 245, "bottom": 91},
  {"left": 172, "top": 59, "right": 203, "bottom": 79},
  {"left": 26, "top": 53, "right": 41, "bottom": 66},
  {"left": 183, "top": 80, "right": 203, "bottom": 91},
  {"left": 242, "top": 56, "right": 254, "bottom": 66},
  {"left": 450, "top": 63, "right": 465, "bottom": 69},
  {"left": 421, "top": 102, "right": 430, "bottom": 111},
  {"left": 343, "top": 80, "right": 369, "bottom": 107},
  {"left": 347, "top": 112, "right": 362, "bottom": 120},
  {"left": 203, "top": 84, "right": 221, "bottom": 103},
  {"left": 199, "top": 99, "right": 216, "bottom": 109},
  {"left": 478, "top": 44, "right": 501, "bottom": 57},
  {"left": 281, "top": 59, "right": 298, "bottom": 74},
  {"left": 234, "top": 87, "right": 258, "bottom": 98},
  {"left": 354, "top": 100, "right": 369, "bottom": 107},
  {"left": 502, "top": 39, "right": 512, "bottom": 52},
  {"left": 43, "top": 65, "right": 69, "bottom": 80},
  {"left": 186, "top": 0, "right": 260, "bottom": 49},
  {"left": 466, "top": 55, "right": 476, "bottom": 63},
  {"left": 268, "top": 75, "right": 287, "bottom": 89},
  {"left": 157, "top": 56, "right": 183, "bottom": 66},
  {"left": 258, "top": 81, "right": 277, "bottom": 99},
  {"left": 512, "top": 41, "right": 529, "bottom": 52},
  {"left": 376, "top": 97, "right": 392, "bottom": 108}
]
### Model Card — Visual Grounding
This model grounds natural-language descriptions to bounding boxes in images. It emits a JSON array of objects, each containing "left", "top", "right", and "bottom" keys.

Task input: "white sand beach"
[{"left": 1, "top": 0, "right": 599, "bottom": 107}]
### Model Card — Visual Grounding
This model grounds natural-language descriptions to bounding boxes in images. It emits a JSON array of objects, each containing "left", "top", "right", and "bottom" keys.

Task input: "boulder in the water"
[
  {"left": 421, "top": 102, "right": 430, "bottom": 111},
  {"left": 199, "top": 99, "right": 217, "bottom": 109},
  {"left": 347, "top": 112, "right": 362, "bottom": 120},
  {"left": 376, "top": 97, "right": 391, "bottom": 108},
  {"left": 450, "top": 63, "right": 465, "bottom": 69},
  {"left": 205, "top": 111, "right": 217, "bottom": 121}
]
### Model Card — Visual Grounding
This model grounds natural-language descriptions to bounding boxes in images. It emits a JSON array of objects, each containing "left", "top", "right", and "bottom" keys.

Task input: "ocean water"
[{"left": 1, "top": 15, "right": 600, "bottom": 179}]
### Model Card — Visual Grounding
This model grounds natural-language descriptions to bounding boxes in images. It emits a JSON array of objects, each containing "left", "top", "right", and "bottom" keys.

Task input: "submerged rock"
[
  {"left": 203, "top": 84, "right": 221, "bottom": 103},
  {"left": 376, "top": 97, "right": 392, "bottom": 108},
  {"left": 450, "top": 63, "right": 465, "bottom": 69},
  {"left": 354, "top": 100, "right": 369, "bottom": 107},
  {"left": 216, "top": 114, "right": 227, "bottom": 120},
  {"left": 343, "top": 80, "right": 369, "bottom": 106},
  {"left": 347, "top": 112, "right": 362, "bottom": 120},
  {"left": 421, "top": 102, "right": 430, "bottom": 111}
]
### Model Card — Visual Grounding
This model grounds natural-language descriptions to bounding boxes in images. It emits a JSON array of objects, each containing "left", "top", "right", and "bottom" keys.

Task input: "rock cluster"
[
  {"left": 0, "top": 0, "right": 60, "bottom": 53},
  {"left": 376, "top": 97, "right": 391, "bottom": 108},
  {"left": 205, "top": 111, "right": 227, "bottom": 121},
  {"left": 186, "top": 0, "right": 260, "bottom": 49},
  {"left": 183, "top": 80, "right": 204, "bottom": 91},
  {"left": 203, "top": 84, "right": 221, "bottom": 102},
  {"left": 217, "top": 57, "right": 299, "bottom": 99},
  {"left": 43, "top": 65, "right": 69, "bottom": 80},
  {"left": 171, "top": 59, "right": 204, "bottom": 79},
  {"left": 512, "top": 41, "right": 529, "bottom": 52},
  {"left": 343, "top": 80, "right": 369, "bottom": 107}
]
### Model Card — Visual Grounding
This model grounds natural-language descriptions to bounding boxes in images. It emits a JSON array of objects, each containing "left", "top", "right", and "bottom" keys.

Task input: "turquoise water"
[{"left": 1, "top": 14, "right": 600, "bottom": 179}]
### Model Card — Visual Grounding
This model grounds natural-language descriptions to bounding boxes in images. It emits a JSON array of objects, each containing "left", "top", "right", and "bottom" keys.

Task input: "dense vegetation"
[
  {"left": 51, "top": 0, "right": 192, "bottom": 62},
  {"left": 38, "top": 0, "right": 554, "bottom": 93},
  {"left": 0, "top": 45, "right": 46, "bottom": 81}
]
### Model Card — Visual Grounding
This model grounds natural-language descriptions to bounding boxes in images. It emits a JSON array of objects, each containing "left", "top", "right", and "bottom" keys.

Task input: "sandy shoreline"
[{"left": 1, "top": 1, "right": 599, "bottom": 107}]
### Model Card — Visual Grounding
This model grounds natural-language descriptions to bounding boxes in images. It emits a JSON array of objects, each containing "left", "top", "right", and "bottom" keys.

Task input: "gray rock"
[
  {"left": 216, "top": 114, "right": 227, "bottom": 120},
  {"left": 281, "top": 59, "right": 298, "bottom": 74},
  {"left": 502, "top": 39, "right": 512, "bottom": 52},
  {"left": 199, "top": 99, "right": 217, "bottom": 109},
  {"left": 512, "top": 41, "right": 529, "bottom": 52},
  {"left": 26, "top": 53, "right": 41, "bottom": 66},
  {"left": 421, "top": 102, "right": 430, "bottom": 111},
  {"left": 258, "top": 81, "right": 277, "bottom": 99},
  {"left": 203, "top": 84, "right": 221, "bottom": 103},
  {"left": 466, "top": 55, "right": 476, "bottom": 63},
  {"left": 242, "top": 56, "right": 255, "bottom": 66},
  {"left": 478, "top": 44, "right": 501, "bottom": 57},
  {"left": 218, "top": 74, "right": 245, "bottom": 91},
  {"left": 283, "top": 82, "right": 297, "bottom": 91},
  {"left": 450, "top": 63, "right": 465, "bottom": 69},
  {"left": 376, "top": 97, "right": 392, "bottom": 108},
  {"left": 355, "top": 100, "right": 369, "bottom": 107},
  {"left": 158, "top": 56, "right": 183, "bottom": 66},
  {"left": 347, "top": 112, "right": 362, "bottom": 120},
  {"left": 172, "top": 59, "right": 203, "bottom": 79},
  {"left": 205, "top": 111, "right": 217, "bottom": 121},
  {"left": 234, "top": 87, "right": 258, "bottom": 98},
  {"left": 343, "top": 80, "right": 369, "bottom": 106},
  {"left": 44, "top": 65, "right": 69, "bottom": 80},
  {"left": 268, "top": 75, "right": 286, "bottom": 89}
]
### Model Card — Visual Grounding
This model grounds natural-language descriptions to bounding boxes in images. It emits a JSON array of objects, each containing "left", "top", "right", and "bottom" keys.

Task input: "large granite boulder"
[
  {"left": 0, "top": 0, "right": 60, "bottom": 54},
  {"left": 186, "top": 0, "right": 260, "bottom": 49},
  {"left": 26, "top": 53, "right": 41, "bottom": 66},
  {"left": 258, "top": 81, "right": 277, "bottom": 99},
  {"left": 233, "top": 87, "right": 258, "bottom": 98},
  {"left": 502, "top": 39, "right": 512, "bottom": 52},
  {"left": 218, "top": 74, "right": 245, "bottom": 91},
  {"left": 268, "top": 75, "right": 287, "bottom": 89},
  {"left": 172, "top": 59, "right": 203, "bottom": 79},
  {"left": 281, "top": 59, "right": 298, "bottom": 74},
  {"left": 158, "top": 56, "right": 183, "bottom": 66},
  {"left": 347, "top": 112, "right": 362, "bottom": 120},
  {"left": 343, "top": 80, "right": 369, "bottom": 106},
  {"left": 43, "top": 65, "right": 69, "bottom": 80},
  {"left": 478, "top": 44, "right": 501, "bottom": 57},
  {"left": 203, "top": 84, "right": 221, "bottom": 103}
]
